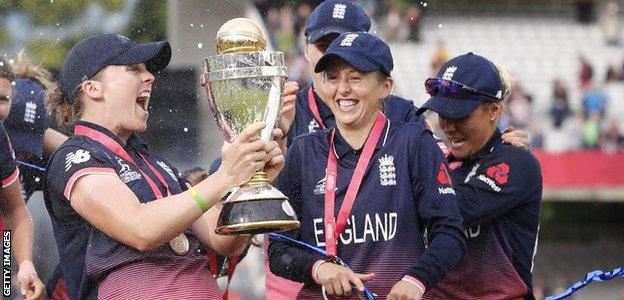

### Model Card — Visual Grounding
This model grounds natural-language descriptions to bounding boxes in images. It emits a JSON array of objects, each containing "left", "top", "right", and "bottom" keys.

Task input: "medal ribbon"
[
  {"left": 324, "top": 112, "right": 387, "bottom": 257},
  {"left": 75, "top": 124, "right": 173, "bottom": 199},
  {"left": 307, "top": 87, "right": 325, "bottom": 129}
]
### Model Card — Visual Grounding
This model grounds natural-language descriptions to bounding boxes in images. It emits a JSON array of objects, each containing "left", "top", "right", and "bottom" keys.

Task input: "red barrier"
[{"left": 533, "top": 150, "right": 624, "bottom": 188}]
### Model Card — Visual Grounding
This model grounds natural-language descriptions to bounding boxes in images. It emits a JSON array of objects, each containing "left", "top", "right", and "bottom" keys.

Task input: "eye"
[
  {"left": 126, "top": 65, "right": 140, "bottom": 72},
  {"left": 0, "top": 95, "right": 10, "bottom": 102}
]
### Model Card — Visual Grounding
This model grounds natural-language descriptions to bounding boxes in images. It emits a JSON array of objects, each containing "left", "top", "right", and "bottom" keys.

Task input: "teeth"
[
  {"left": 138, "top": 91, "right": 150, "bottom": 98},
  {"left": 338, "top": 100, "right": 357, "bottom": 108}
]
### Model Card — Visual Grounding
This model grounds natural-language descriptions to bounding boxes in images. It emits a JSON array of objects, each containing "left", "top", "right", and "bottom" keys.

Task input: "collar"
[
  {"left": 74, "top": 120, "right": 148, "bottom": 152},
  {"left": 449, "top": 129, "right": 502, "bottom": 163},
  {"left": 332, "top": 119, "right": 391, "bottom": 158}
]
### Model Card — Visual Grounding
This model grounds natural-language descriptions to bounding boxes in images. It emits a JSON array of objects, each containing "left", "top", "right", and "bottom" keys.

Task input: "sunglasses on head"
[{"left": 425, "top": 78, "right": 501, "bottom": 101}]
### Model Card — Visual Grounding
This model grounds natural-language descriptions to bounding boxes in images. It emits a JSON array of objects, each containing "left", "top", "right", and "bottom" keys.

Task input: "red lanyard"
[
  {"left": 324, "top": 112, "right": 387, "bottom": 257},
  {"left": 74, "top": 124, "right": 172, "bottom": 199},
  {"left": 307, "top": 87, "right": 325, "bottom": 129}
]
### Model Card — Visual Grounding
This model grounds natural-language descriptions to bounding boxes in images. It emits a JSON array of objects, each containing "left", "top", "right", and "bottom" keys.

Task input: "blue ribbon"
[
  {"left": 545, "top": 267, "right": 623, "bottom": 300},
  {"left": 16, "top": 160, "right": 47, "bottom": 172},
  {"left": 268, "top": 233, "right": 375, "bottom": 300}
]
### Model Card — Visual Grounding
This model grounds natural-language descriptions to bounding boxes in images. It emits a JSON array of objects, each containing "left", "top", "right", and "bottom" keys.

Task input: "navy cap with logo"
[
  {"left": 314, "top": 32, "right": 394, "bottom": 76},
  {"left": 417, "top": 52, "right": 504, "bottom": 120},
  {"left": 58, "top": 33, "right": 171, "bottom": 103},
  {"left": 5, "top": 78, "right": 49, "bottom": 158},
  {"left": 305, "top": 0, "right": 371, "bottom": 44},
  {"left": 315, "top": 32, "right": 393, "bottom": 76}
]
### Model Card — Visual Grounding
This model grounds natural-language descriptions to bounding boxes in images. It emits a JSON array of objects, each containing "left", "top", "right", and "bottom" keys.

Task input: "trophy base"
[{"left": 216, "top": 180, "right": 300, "bottom": 235}]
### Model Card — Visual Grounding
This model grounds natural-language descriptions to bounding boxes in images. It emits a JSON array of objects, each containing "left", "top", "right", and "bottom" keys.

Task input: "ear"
[
  {"left": 380, "top": 76, "right": 394, "bottom": 99},
  {"left": 81, "top": 80, "right": 103, "bottom": 100},
  {"left": 303, "top": 43, "right": 311, "bottom": 63},
  {"left": 489, "top": 102, "right": 502, "bottom": 121}
]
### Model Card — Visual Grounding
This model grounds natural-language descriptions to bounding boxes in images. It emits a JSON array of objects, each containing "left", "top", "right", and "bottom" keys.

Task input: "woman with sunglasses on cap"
[
  {"left": 417, "top": 53, "right": 542, "bottom": 300},
  {"left": 44, "top": 34, "right": 285, "bottom": 300},
  {"left": 0, "top": 55, "right": 46, "bottom": 300},
  {"left": 268, "top": 32, "right": 467, "bottom": 300}
]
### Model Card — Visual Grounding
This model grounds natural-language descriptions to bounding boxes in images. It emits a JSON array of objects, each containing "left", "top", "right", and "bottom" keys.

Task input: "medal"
[{"left": 169, "top": 233, "right": 189, "bottom": 255}]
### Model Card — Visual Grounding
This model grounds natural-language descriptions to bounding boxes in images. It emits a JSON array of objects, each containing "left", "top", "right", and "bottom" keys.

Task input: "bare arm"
[
  {"left": 1, "top": 180, "right": 45, "bottom": 299},
  {"left": 69, "top": 122, "right": 273, "bottom": 252},
  {"left": 43, "top": 128, "right": 68, "bottom": 158}
]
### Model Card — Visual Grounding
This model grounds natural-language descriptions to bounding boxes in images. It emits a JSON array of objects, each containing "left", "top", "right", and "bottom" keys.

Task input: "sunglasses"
[{"left": 425, "top": 78, "right": 501, "bottom": 101}]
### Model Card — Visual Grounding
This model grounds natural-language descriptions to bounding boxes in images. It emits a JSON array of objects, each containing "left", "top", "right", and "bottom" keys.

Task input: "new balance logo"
[
  {"left": 442, "top": 66, "right": 458, "bottom": 80},
  {"left": 332, "top": 3, "right": 347, "bottom": 19},
  {"left": 65, "top": 149, "right": 91, "bottom": 171},
  {"left": 340, "top": 33, "right": 359, "bottom": 47},
  {"left": 24, "top": 102, "right": 37, "bottom": 124}
]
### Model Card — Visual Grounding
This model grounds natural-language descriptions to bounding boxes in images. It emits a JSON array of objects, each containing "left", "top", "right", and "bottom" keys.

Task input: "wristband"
[
  {"left": 401, "top": 275, "right": 426, "bottom": 295},
  {"left": 187, "top": 186, "right": 209, "bottom": 212}
]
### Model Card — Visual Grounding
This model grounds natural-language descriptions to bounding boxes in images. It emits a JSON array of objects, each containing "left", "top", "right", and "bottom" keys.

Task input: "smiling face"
[
  {"left": 89, "top": 63, "right": 154, "bottom": 138},
  {"left": 321, "top": 59, "right": 392, "bottom": 134},
  {"left": 0, "top": 77, "right": 12, "bottom": 122},
  {"left": 438, "top": 102, "right": 500, "bottom": 159}
]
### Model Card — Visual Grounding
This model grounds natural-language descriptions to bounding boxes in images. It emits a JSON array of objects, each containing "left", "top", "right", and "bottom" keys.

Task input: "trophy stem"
[{"left": 247, "top": 171, "right": 269, "bottom": 186}]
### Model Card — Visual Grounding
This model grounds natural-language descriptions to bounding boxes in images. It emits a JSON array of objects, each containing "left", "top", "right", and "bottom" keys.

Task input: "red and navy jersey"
[
  {"left": 269, "top": 120, "right": 466, "bottom": 298},
  {"left": 0, "top": 123, "right": 20, "bottom": 189},
  {"left": 44, "top": 121, "right": 219, "bottom": 300},
  {"left": 425, "top": 130, "right": 542, "bottom": 300},
  {"left": 287, "top": 86, "right": 422, "bottom": 146}
]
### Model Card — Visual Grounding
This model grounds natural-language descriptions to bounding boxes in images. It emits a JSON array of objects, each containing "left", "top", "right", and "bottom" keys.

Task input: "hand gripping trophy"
[{"left": 203, "top": 18, "right": 300, "bottom": 235}]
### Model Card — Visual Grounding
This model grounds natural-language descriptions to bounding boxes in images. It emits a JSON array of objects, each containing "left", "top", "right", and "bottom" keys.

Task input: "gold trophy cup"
[{"left": 202, "top": 18, "right": 300, "bottom": 235}]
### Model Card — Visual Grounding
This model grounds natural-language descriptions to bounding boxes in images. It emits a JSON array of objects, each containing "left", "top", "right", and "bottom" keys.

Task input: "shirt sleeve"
[
  {"left": 0, "top": 124, "right": 19, "bottom": 188},
  {"left": 46, "top": 143, "right": 117, "bottom": 200},
  {"left": 407, "top": 129, "right": 466, "bottom": 289},
  {"left": 454, "top": 149, "right": 543, "bottom": 228},
  {"left": 268, "top": 137, "right": 325, "bottom": 286}
]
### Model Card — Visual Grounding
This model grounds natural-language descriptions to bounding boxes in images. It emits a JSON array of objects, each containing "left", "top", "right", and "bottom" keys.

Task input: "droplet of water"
[
  {"left": 197, "top": 43, "right": 203, "bottom": 49},
  {"left": 183, "top": 127, "right": 189, "bottom": 132}
]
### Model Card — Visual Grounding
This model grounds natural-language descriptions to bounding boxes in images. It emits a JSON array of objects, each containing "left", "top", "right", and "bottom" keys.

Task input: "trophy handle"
[{"left": 260, "top": 76, "right": 284, "bottom": 143}]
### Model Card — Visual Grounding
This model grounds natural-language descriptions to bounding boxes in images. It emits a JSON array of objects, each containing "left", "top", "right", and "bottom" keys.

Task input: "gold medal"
[{"left": 169, "top": 233, "right": 189, "bottom": 255}]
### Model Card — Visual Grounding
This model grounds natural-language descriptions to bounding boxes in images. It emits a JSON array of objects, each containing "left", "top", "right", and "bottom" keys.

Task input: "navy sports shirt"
[
  {"left": 269, "top": 120, "right": 466, "bottom": 298},
  {"left": 424, "top": 130, "right": 542, "bottom": 300},
  {"left": 44, "top": 121, "right": 220, "bottom": 299},
  {"left": 0, "top": 123, "right": 19, "bottom": 189},
  {"left": 286, "top": 86, "right": 422, "bottom": 146}
]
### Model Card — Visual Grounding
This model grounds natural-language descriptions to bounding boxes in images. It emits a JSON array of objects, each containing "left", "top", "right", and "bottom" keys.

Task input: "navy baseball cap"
[
  {"left": 315, "top": 32, "right": 393, "bottom": 76},
  {"left": 5, "top": 78, "right": 48, "bottom": 158},
  {"left": 417, "top": 52, "right": 504, "bottom": 120},
  {"left": 59, "top": 33, "right": 171, "bottom": 103},
  {"left": 305, "top": 0, "right": 371, "bottom": 44}
]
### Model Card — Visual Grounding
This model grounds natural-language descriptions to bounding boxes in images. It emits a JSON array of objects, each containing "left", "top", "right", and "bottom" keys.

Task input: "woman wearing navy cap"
[
  {"left": 417, "top": 53, "right": 542, "bottom": 300},
  {"left": 269, "top": 32, "right": 466, "bottom": 300},
  {"left": 44, "top": 34, "right": 285, "bottom": 299}
]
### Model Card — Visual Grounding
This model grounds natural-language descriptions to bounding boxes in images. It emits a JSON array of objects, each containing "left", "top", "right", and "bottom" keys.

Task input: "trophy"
[{"left": 202, "top": 18, "right": 300, "bottom": 235}]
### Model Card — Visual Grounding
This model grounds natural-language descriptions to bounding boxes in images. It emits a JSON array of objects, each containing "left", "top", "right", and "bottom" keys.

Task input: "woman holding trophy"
[
  {"left": 44, "top": 33, "right": 285, "bottom": 299},
  {"left": 268, "top": 32, "right": 466, "bottom": 300}
]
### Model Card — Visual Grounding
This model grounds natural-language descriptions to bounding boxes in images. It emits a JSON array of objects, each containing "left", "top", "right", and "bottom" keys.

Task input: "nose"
[
  {"left": 142, "top": 68, "right": 155, "bottom": 84},
  {"left": 336, "top": 76, "right": 351, "bottom": 96}
]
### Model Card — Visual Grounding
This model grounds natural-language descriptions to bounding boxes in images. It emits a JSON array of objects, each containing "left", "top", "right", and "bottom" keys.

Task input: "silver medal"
[{"left": 169, "top": 233, "right": 189, "bottom": 255}]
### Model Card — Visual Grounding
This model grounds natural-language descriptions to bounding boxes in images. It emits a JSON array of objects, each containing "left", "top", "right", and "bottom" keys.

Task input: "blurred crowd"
[
  {"left": 255, "top": 0, "right": 624, "bottom": 154},
  {"left": 254, "top": 0, "right": 423, "bottom": 86}
]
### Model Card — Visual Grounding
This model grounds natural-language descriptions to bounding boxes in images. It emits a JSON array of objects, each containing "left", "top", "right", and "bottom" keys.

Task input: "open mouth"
[
  {"left": 337, "top": 99, "right": 358, "bottom": 112},
  {"left": 136, "top": 91, "right": 150, "bottom": 112},
  {"left": 449, "top": 137, "right": 467, "bottom": 149}
]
